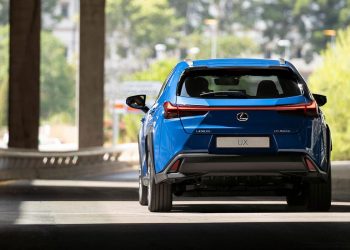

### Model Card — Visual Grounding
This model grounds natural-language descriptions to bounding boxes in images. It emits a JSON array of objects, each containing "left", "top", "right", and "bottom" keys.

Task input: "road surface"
[{"left": 1, "top": 170, "right": 350, "bottom": 249}]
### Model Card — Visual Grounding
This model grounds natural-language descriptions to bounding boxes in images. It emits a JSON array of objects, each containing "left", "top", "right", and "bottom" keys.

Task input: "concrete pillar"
[
  {"left": 8, "top": 0, "right": 41, "bottom": 149},
  {"left": 79, "top": 0, "right": 105, "bottom": 148}
]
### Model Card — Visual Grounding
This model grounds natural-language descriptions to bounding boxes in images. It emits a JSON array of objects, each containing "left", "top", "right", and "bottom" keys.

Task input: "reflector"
[{"left": 305, "top": 158, "right": 317, "bottom": 172}]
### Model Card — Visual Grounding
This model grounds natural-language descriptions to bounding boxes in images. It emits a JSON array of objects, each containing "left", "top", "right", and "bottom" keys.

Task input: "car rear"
[{"left": 156, "top": 64, "right": 331, "bottom": 211}]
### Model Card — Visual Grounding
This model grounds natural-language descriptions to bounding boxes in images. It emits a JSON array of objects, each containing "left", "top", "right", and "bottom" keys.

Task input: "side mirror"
[
  {"left": 313, "top": 94, "right": 327, "bottom": 107},
  {"left": 126, "top": 95, "right": 149, "bottom": 113}
]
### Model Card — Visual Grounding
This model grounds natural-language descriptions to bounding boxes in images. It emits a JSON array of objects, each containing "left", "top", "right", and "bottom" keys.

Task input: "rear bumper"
[{"left": 154, "top": 153, "right": 327, "bottom": 184}]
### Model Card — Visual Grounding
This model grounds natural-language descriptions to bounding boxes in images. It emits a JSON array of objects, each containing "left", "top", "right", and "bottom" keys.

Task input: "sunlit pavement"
[{"left": 1, "top": 171, "right": 350, "bottom": 249}]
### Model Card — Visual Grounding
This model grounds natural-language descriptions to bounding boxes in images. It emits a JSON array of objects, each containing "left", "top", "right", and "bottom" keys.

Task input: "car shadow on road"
[
  {"left": 0, "top": 181, "right": 138, "bottom": 202},
  {"left": 1, "top": 180, "right": 350, "bottom": 250},
  {"left": 171, "top": 202, "right": 350, "bottom": 213}
]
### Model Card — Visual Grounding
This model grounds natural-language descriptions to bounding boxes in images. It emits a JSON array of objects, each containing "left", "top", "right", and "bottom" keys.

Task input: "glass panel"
[{"left": 179, "top": 69, "right": 302, "bottom": 99}]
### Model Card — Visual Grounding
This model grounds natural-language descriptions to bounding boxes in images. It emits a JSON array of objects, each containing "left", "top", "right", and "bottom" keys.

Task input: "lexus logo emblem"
[{"left": 237, "top": 112, "right": 249, "bottom": 122}]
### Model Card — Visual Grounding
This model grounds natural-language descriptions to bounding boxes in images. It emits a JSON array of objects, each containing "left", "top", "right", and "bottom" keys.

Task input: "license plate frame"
[{"left": 216, "top": 136, "right": 270, "bottom": 148}]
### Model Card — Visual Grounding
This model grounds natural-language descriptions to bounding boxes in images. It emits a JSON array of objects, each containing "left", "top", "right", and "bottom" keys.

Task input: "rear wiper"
[{"left": 200, "top": 91, "right": 248, "bottom": 98}]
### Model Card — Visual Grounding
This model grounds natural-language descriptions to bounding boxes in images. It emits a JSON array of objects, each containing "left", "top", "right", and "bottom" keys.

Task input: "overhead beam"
[
  {"left": 8, "top": 0, "right": 41, "bottom": 149},
  {"left": 79, "top": 0, "right": 105, "bottom": 148}
]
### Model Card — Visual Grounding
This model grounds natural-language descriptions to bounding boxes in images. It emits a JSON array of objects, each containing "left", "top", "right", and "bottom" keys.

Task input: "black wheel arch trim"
[{"left": 146, "top": 128, "right": 158, "bottom": 182}]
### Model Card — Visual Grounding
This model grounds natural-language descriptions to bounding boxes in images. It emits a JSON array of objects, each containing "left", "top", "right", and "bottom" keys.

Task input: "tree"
[
  {"left": 180, "top": 33, "right": 259, "bottom": 59},
  {"left": 128, "top": 58, "right": 178, "bottom": 81},
  {"left": 0, "top": 0, "right": 64, "bottom": 26},
  {"left": 248, "top": 0, "right": 350, "bottom": 58},
  {"left": 40, "top": 31, "right": 75, "bottom": 123},
  {"left": 0, "top": 26, "right": 76, "bottom": 127},
  {"left": 293, "top": 0, "right": 350, "bottom": 50},
  {"left": 169, "top": 0, "right": 210, "bottom": 34},
  {"left": 169, "top": 0, "right": 258, "bottom": 34},
  {"left": 0, "top": 0, "right": 9, "bottom": 25},
  {"left": 120, "top": 59, "right": 177, "bottom": 142},
  {"left": 0, "top": 25, "right": 8, "bottom": 127},
  {"left": 106, "top": 0, "right": 183, "bottom": 58},
  {"left": 308, "top": 27, "right": 350, "bottom": 160}
]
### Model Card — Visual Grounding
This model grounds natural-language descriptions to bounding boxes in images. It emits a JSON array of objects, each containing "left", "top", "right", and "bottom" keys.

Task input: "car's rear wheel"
[
  {"left": 147, "top": 152, "right": 172, "bottom": 212},
  {"left": 305, "top": 151, "right": 332, "bottom": 211},
  {"left": 305, "top": 175, "right": 331, "bottom": 211},
  {"left": 306, "top": 145, "right": 332, "bottom": 211},
  {"left": 138, "top": 175, "right": 148, "bottom": 206}
]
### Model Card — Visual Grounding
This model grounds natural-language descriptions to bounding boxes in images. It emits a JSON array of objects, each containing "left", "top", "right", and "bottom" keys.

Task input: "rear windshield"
[{"left": 178, "top": 68, "right": 303, "bottom": 99}]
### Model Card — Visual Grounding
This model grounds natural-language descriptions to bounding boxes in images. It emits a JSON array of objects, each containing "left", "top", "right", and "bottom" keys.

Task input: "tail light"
[
  {"left": 163, "top": 102, "right": 207, "bottom": 119},
  {"left": 163, "top": 100, "right": 318, "bottom": 119},
  {"left": 277, "top": 101, "right": 319, "bottom": 117},
  {"left": 163, "top": 102, "right": 179, "bottom": 119}
]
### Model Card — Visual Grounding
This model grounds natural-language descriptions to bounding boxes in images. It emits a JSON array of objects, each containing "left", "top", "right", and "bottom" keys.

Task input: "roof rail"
[
  {"left": 279, "top": 58, "right": 286, "bottom": 64},
  {"left": 184, "top": 58, "right": 193, "bottom": 67}
]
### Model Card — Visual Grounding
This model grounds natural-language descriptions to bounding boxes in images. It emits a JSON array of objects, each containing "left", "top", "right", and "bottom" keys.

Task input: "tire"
[
  {"left": 147, "top": 151, "right": 172, "bottom": 212},
  {"left": 286, "top": 190, "right": 305, "bottom": 206},
  {"left": 137, "top": 137, "right": 147, "bottom": 206},
  {"left": 305, "top": 144, "right": 332, "bottom": 212},
  {"left": 305, "top": 177, "right": 331, "bottom": 211},
  {"left": 138, "top": 176, "right": 148, "bottom": 206}
]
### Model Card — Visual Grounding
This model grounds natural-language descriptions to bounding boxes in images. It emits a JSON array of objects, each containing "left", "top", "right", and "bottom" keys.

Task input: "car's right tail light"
[{"left": 277, "top": 101, "right": 319, "bottom": 117}]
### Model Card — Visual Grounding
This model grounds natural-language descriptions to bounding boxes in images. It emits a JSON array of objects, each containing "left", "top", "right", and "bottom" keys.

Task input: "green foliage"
[
  {"left": 128, "top": 59, "right": 177, "bottom": 81},
  {"left": 170, "top": 0, "right": 350, "bottom": 58},
  {"left": 0, "top": 0, "right": 64, "bottom": 26},
  {"left": 48, "top": 112, "right": 75, "bottom": 125},
  {"left": 123, "top": 114, "right": 143, "bottom": 143},
  {"left": 180, "top": 33, "right": 259, "bottom": 59},
  {"left": 217, "top": 35, "right": 259, "bottom": 58},
  {"left": 257, "top": 0, "right": 350, "bottom": 55},
  {"left": 0, "top": 0, "right": 9, "bottom": 25},
  {"left": 40, "top": 31, "right": 75, "bottom": 124},
  {"left": 0, "top": 25, "right": 8, "bottom": 127},
  {"left": 105, "top": 0, "right": 350, "bottom": 60},
  {"left": 169, "top": 0, "right": 259, "bottom": 33},
  {"left": 309, "top": 27, "right": 350, "bottom": 160},
  {"left": 106, "top": 0, "right": 183, "bottom": 56},
  {"left": 0, "top": 81, "right": 7, "bottom": 127},
  {"left": 0, "top": 26, "right": 75, "bottom": 127},
  {"left": 122, "top": 59, "right": 177, "bottom": 142}
]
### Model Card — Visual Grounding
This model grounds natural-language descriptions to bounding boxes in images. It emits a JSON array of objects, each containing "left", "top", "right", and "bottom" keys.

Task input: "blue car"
[{"left": 126, "top": 58, "right": 331, "bottom": 212}]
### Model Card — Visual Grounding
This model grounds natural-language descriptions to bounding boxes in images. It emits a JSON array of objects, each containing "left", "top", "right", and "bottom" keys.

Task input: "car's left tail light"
[{"left": 163, "top": 102, "right": 207, "bottom": 119}]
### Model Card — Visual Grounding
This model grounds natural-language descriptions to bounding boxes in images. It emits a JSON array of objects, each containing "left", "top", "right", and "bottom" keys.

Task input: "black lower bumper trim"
[{"left": 155, "top": 153, "right": 326, "bottom": 184}]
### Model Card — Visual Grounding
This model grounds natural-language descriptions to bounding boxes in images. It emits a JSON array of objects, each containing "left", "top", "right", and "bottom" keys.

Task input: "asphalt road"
[{"left": 1, "top": 170, "right": 350, "bottom": 250}]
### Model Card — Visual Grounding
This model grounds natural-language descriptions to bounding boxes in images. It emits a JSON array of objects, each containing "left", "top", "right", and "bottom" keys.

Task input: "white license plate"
[{"left": 216, "top": 137, "right": 270, "bottom": 148}]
